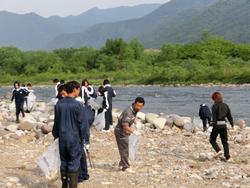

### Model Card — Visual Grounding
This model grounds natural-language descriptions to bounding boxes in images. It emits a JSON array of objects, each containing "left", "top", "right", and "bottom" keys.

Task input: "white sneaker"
[
  {"left": 101, "top": 129, "right": 110, "bottom": 133},
  {"left": 226, "top": 158, "right": 234, "bottom": 163},
  {"left": 214, "top": 151, "right": 223, "bottom": 159}
]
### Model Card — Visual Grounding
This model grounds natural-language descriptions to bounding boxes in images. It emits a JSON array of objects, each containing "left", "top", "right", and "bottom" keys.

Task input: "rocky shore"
[{"left": 0, "top": 100, "right": 249, "bottom": 188}]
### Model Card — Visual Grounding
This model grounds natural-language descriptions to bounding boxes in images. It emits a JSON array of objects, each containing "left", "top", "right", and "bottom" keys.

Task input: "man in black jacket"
[
  {"left": 52, "top": 81, "right": 89, "bottom": 188},
  {"left": 210, "top": 92, "right": 234, "bottom": 162},
  {"left": 199, "top": 104, "right": 212, "bottom": 132}
]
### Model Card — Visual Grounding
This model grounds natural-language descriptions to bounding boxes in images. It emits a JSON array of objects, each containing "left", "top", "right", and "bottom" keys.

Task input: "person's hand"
[
  {"left": 103, "top": 108, "right": 107, "bottom": 113},
  {"left": 84, "top": 144, "right": 90, "bottom": 151},
  {"left": 133, "top": 130, "right": 141, "bottom": 136}
]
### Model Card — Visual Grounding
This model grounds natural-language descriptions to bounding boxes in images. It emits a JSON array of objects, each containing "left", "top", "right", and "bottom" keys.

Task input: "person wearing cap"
[
  {"left": 115, "top": 97, "right": 145, "bottom": 172},
  {"left": 210, "top": 92, "right": 234, "bottom": 162},
  {"left": 199, "top": 103, "right": 212, "bottom": 132}
]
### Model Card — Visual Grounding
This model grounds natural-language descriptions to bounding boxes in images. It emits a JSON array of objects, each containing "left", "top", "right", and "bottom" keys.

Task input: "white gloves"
[
  {"left": 84, "top": 144, "right": 90, "bottom": 151},
  {"left": 103, "top": 108, "right": 107, "bottom": 113},
  {"left": 133, "top": 130, "right": 141, "bottom": 136}
]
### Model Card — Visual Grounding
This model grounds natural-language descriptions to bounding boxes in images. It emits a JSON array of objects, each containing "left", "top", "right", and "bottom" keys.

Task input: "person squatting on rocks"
[
  {"left": 210, "top": 92, "right": 234, "bottom": 162},
  {"left": 102, "top": 79, "right": 117, "bottom": 132},
  {"left": 11, "top": 81, "right": 29, "bottom": 123},
  {"left": 199, "top": 104, "right": 212, "bottom": 132},
  {"left": 52, "top": 81, "right": 89, "bottom": 188},
  {"left": 115, "top": 97, "right": 145, "bottom": 172}
]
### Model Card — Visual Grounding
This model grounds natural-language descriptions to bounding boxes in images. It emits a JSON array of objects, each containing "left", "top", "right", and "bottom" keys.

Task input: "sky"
[{"left": 0, "top": 0, "right": 169, "bottom": 17}]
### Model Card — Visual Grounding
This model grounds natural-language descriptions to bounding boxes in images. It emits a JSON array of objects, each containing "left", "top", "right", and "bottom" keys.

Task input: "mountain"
[
  {"left": 0, "top": 4, "right": 161, "bottom": 50},
  {"left": 48, "top": 0, "right": 250, "bottom": 49},
  {"left": 48, "top": 4, "right": 162, "bottom": 33},
  {"left": 47, "top": 0, "right": 218, "bottom": 49},
  {"left": 0, "top": 11, "right": 64, "bottom": 50},
  {"left": 143, "top": 0, "right": 250, "bottom": 47}
]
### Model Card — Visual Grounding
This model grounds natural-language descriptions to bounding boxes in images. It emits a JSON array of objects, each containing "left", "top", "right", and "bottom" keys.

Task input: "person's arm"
[
  {"left": 104, "top": 91, "right": 109, "bottom": 109},
  {"left": 199, "top": 107, "right": 202, "bottom": 118},
  {"left": 52, "top": 105, "right": 59, "bottom": 139},
  {"left": 227, "top": 105, "right": 234, "bottom": 127},
  {"left": 113, "top": 90, "right": 117, "bottom": 97},
  {"left": 87, "top": 85, "right": 94, "bottom": 95},
  {"left": 122, "top": 123, "right": 134, "bottom": 134},
  {"left": 211, "top": 105, "right": 216, "bottom": 126},
  {"left": 11, "top": 91, "right": 15, "bottom": 102}
]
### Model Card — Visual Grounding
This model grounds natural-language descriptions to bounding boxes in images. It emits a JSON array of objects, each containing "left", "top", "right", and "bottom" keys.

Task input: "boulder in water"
[{"left": 145, "top": 113, "right": 159, "bottom": 124}]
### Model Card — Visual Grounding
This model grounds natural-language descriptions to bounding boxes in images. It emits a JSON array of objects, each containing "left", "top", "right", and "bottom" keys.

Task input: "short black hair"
[
  {"left": 27, "top": 83, "right": 32, "bottom": 87},
  {"left": 53, "top": 79, "right": 59, "bottom": 83},
  {"left": 60, "top": 80, "right": 65, "bottom": 84},
  {"left": 65, "top": 81, "right": 80, "bottom": 94},
  {"left": 13, "top": 81, "right": 20, "bottom": 87},
  {"left": 103, "top": 79, "right": 110, "bottom": 85},
  {"left": 58, "top": 84, "right": 66, "bottom": 93},
  {"left": 134, "top": 97, "right": 145, "bottom": 105}
]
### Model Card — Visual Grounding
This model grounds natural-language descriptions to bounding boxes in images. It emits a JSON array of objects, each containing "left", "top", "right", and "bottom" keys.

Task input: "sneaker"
[
  {"left": 101, "top": 129, "right": 110, "bottom": 133},
  {"left": 225, "top": 158, "right": 234, "bottom": 163},
  {"left": 214, "top": 151, "right": 223, "bottom": 159}
]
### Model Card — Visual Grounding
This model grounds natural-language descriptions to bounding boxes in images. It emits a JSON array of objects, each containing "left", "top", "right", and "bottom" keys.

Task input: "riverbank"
[{"left": 0, "top": 100, "right": 250, "bottom": 187}]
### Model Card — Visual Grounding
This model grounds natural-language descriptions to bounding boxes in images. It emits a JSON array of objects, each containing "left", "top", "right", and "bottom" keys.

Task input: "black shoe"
[
  {"left": 78, "top": 175, "right": 89, "bottom": 183},
  {"left": 61, "top": 171, "right": 68, "bottom": 188}
]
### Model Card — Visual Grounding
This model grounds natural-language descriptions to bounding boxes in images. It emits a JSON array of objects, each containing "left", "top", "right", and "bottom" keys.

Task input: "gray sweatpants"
[{"left": 115, "top": 128, "right": 130, "bottom": 169}]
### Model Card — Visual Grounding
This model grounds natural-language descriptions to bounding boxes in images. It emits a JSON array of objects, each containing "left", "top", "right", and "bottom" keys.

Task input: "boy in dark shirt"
[
  {"left": 199, "top": 104, "right": 212, "bottom": 132},
  {"left": 11, "top": 81, "right": 29, "bottom": 123}
]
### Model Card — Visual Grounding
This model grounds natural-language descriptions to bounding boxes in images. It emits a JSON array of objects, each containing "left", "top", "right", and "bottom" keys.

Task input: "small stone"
[
  {"left": 7, "top": 176, "right": 20, "bottom": 183},
  {"left": 41, "top": 124, "right": 52, "bottom": 134}
]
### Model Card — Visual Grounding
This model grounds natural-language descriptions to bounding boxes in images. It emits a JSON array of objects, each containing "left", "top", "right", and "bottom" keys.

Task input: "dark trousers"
[
  {"left": 115, "top": 129, "right": 130, "bottom": 169},
  {"left": 202, "top": 117, "right": 211, "bottom": 129},
  {"left": 59, "top": 141, "right": 82, "bottom": 173},
  {"left": 104, "top": 108, "right": 112, "bottom": 130},
  {"left": 78, "top": 151, "right": 89, "bottom": 181},
  {"left": 15, "top": 101, "right": 25, "bottom": 120},
  {"left": 210, "top": 127, "right": 230, "bottom": 159}
]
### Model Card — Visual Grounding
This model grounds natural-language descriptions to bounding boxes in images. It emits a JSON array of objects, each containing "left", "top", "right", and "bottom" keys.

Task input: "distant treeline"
[{"left": 0, "top": 34, "right": 250, "bottom": 85}]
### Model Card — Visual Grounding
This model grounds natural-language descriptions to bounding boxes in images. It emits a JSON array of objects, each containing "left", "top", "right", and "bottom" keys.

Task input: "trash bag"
[
  {"left": 88, "top": 98, "right": 101, "bottom": 111},
  {"left": 193, "top": 116, "right": 203, "bottom": 130},
  {"left": 37, "top": 139, "right": 61, "bottom": 181},
  {"left": 93, "top": 111, "right": 105, "bottom": 131},
  {"left": 129, "top": 133, "right": 139, "bottom": 161},
  {"left": 24, "top": 93, "right": 36, "bottom": 112}
]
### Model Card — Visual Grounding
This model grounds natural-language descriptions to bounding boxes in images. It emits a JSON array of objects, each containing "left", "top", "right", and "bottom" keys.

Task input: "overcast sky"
[{"left": 0, "top": 0, "right": 169, "bottom": 17}]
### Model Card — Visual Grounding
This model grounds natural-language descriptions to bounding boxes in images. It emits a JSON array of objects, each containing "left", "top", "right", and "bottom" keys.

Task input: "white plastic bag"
[
  {"left": 193, "top": 116, "right": 203, "bottom": 130},
  {"left": 129, "top": 133, "right": 139, "bottom": 161},
  {"left": 37, "top": 139, "right": 61, "bottom": 181},
  {"left": 93, "top": 111, "right": 105, "bottom": 131},
  {"left": 24, "top": 93, "right": 36, "bottom": 112}
]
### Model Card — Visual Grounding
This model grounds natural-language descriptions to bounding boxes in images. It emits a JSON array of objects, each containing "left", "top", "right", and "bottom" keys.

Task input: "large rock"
[
  {"left": 235, "top": 119, "right": 246, "bottom": 129},
  {"left": 18, "top": 121, "right": 34, "bottom": 131},
  {"left": 234, "top": 134, "right": 244, "bottom": 143},
  {"left": 41, "top": 124, "right": 52, "bottom": 134},
  {"left": 170, "top": 115, "right": 184, "bottom": 128},
  {"left": 145, "top": 113, "right": 159, "bottom": 124},
  {"left": 165, "top": 117, "right": 174, "bottom": 128},
  {"left": 151, "top": 117, "right": 167, "bottom": 130}
]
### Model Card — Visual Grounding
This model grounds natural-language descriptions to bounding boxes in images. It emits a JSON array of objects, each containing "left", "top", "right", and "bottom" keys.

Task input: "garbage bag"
[
  {"left": 24, "top": 93, "right": 36, "bottom": 112},
  {"left": 129, "top": 133, "right": 139, "bottom": 161},
  {"left": 93, "top": 111, "right": 105, "bottom": 131},
  {"left": 36, "top": 139, "right": 61, "bottom": 181},
  {"left": 193, "top": 116, "right": 203, "bottom": 130}
]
